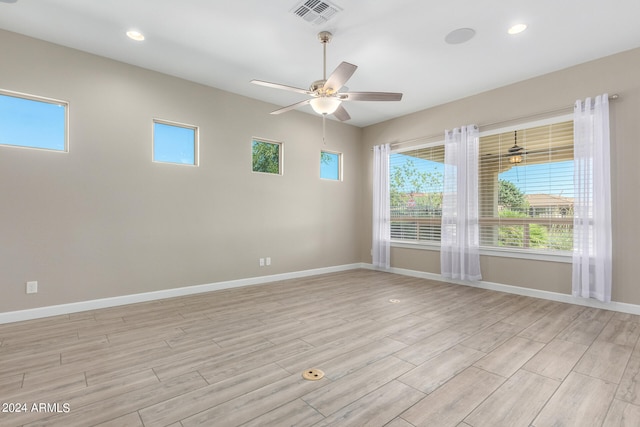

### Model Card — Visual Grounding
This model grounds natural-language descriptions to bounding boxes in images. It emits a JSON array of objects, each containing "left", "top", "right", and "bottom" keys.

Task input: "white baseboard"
[
  {"left": 0, "top": 263, "right": 367, "bottom": 325},
  {"left": 361, "top": 264, "right": 640, "bottom": 315},
  {"left": 3, "top": 262, "right": 638, "bottom": 324}
]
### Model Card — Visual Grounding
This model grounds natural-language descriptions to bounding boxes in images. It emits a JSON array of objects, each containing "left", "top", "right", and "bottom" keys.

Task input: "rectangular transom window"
[
  {"left": 0, "top": 90, "right": 68, "bottom": 152},
  {"left": 320, "top": 150, "right": 342, "bottom": 180},
  {"left": 153, "top": 119, "right": 198, "bottom": 166},
  {"left": 252, "top": 138, "right": 283, "bottom": 175}
]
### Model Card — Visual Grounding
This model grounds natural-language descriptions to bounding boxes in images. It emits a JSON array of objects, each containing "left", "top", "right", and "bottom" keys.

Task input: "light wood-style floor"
[{"left": 1, "top": 269, "right": 639, "bottom": 427}]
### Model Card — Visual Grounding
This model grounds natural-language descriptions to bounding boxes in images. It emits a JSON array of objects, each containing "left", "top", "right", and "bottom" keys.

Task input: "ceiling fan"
[
  {"left": 251, "top": 31, "right": 403, "bottom": 122},
  {"left": 507, "top": 131, "right": 525, "bottom": 164}
]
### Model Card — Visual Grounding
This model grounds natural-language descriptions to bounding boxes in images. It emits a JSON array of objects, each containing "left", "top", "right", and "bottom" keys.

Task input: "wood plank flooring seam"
[{"left": 1, "top": 270, "right": 639, "bottom": 426}]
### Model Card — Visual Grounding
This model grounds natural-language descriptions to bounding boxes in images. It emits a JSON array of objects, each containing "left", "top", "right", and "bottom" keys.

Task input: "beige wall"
[
  {"left": 3, "top": 27, "right": 640, "bottom": 314},
  {"left": 361, "top": 47, "right": 640, "bottom": 305},
  {"left": 0, "top": 30, "right": 363, "bottom": 312}
]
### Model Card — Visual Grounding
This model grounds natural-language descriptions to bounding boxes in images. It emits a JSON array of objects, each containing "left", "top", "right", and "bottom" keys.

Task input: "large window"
[
  {"left": 479, "top": 118, "right": 574, "bottom": 252},
  {"left": 153, "top": 119, "right": 198, "bottom": 165},
  {"left": 390, "top": 144, "right": 445, "bottom": 242},
  {"left": 0, "top": 90, "right": 68, "bottom": 152},
  {"left": 390, "top": 116, "right": 574, "bottom": 255}
]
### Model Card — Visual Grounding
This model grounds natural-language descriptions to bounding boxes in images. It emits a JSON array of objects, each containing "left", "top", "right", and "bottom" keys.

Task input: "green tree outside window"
[{"left": 252, "top": 140, "right": 281, "bottom": 174}]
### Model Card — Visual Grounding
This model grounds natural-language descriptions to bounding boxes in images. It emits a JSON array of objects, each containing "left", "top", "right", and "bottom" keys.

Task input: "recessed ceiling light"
[
  {"left": 126, "top": 30, "right": 145, "bottom": 41},
  {"left": 445, "top": 28, "right": 476, "bottom": 45},
  {"left": 508, "top": 24, "right": 527, "bottom": 35}
]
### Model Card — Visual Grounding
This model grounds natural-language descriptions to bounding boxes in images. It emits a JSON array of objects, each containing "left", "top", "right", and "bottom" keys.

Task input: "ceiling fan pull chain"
[{"left": 323, "top": 114, "right": 326, "bottom": 144}]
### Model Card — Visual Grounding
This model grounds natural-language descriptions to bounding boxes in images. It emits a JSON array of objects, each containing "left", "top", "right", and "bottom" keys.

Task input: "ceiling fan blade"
[
  {"left": 508, "top": 146, "right": 525, "bottom": 154},
  {"left": 501, "top": 151, "right": 528, "bottom": 158},
  {"left": 270, "top": 99, "right": 311, "bottom": 115},
  {"left": 340, "top": 92, "right": 403, "bottom": 101},
  {"left": 251, "top": 79, "right": 311, "bottom": 95},
  {"left": 323, "top": 62, "right": 358, "bottom": 93},
  {"left": 332, "top": 104, "right": 351, "bottom": 122}
]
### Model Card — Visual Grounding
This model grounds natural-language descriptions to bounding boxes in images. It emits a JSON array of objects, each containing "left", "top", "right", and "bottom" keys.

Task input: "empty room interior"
[{"left": 2, "top": 1, "right": 640, "bottom": 426}]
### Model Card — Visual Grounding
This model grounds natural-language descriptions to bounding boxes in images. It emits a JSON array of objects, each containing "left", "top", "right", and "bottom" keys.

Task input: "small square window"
[
  {"left": 153, "top": 119, "right": 198, "bottom": 165},
  {"left": 0, "top": 90, "right": 67, "bottom": 152},
  {"left": 320, "top": 150, "right": 342, "bottom": 180},
  {"left": 252, "top": 139, "right": 283, "bottom": 175}
]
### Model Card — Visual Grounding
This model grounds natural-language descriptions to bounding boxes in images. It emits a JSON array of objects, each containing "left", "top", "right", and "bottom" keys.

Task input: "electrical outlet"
[
  {"left": 266, "top": 257, "right": 271, "bottom": 266},
  {"left": 26, "top": 281, "right": 38, "bottom": 294},
  {"left": 259, "top": 258, "right": 265, "bottom": 267}
]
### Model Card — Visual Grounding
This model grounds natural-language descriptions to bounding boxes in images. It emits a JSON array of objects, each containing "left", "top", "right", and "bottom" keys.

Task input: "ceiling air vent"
[{"left": 291, "top": 0, "right": 342, "bottom": 25}]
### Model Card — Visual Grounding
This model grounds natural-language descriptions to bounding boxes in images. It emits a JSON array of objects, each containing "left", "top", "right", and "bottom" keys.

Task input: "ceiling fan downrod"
[{"left": 318, "top": 31, "right": 332, "bottom": 82}]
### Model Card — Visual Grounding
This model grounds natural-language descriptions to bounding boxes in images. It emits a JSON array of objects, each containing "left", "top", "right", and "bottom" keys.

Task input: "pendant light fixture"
[{"left": 508, "top": 130, "right": 524, "bottom": 164}]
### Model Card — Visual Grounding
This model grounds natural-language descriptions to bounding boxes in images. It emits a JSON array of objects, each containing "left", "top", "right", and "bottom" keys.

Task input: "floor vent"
[
  {"left": 291, "top": 0, "right": 342, "bottom": 25},
  {"left": 302, "top": 368, "right": 325, "bottom": 381}
]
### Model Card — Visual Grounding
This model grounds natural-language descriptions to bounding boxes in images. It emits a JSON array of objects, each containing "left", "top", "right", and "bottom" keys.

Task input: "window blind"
[
  {"left": 387, "top": 119, "right": 574, "bottom": 253},
  {"left": 389, "top": 144, "right": 445, "bottom": 242},
  {"left": 478, "top": 120, "right": 574, "bottom": 251}
]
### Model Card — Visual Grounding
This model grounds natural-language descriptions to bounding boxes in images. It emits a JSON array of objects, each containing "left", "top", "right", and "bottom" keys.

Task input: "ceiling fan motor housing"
[{"left": 310, "top": 79, "right": 339, "bottom": 96}]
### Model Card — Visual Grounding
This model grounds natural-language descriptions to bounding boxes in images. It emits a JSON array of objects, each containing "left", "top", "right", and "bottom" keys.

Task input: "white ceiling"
[{"left": 1, "top": 0, "right": 639, "bottom": 127}]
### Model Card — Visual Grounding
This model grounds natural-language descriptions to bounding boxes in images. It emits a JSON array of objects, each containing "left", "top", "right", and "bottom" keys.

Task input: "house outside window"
[
  {"left": 390, "top": 143, "right": 444, "bottom": 243},
  {"left": 479, "top": 118, "right": 574, "bottom": 253},
  {"left": 389, "top": 115, "right": 574, "bottom": 257}
]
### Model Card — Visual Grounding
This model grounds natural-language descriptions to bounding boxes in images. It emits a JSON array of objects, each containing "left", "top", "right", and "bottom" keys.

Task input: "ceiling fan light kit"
[
  {"left": 251, "top": 31, "right": 403, "bottom": 122},
  {"left": 310, "top": 96, "right": 341, "bottom": 115},
  {"left": 508, "top": 130, "right": 524, "bottom": 164}
]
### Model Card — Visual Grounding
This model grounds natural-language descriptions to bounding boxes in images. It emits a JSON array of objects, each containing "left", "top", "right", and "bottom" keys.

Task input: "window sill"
[
  {"left": 391, "top": 241, "right": 441, "bottom": 252},
  {"left": 390, "top": 241, "right": 572, "bottom": 263}
]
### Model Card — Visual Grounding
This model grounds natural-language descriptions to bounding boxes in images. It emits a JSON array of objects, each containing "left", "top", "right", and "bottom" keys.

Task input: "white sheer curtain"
[
  {"left": 372, "top": 143, "right": 391, "bottom": 269},
  {"left": 440, "top": 125, "right": 482, "bottom": 281},
  {"left": 573, "top": 94, "right": 612, "bottom": 302}
]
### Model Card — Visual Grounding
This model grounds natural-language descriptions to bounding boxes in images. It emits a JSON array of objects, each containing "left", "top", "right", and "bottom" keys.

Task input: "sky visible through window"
[
  {"left": 392, "top": 153, "right": 573, "bottom": 197},
  {"left": 2, "top": 93, "right": 572, "bottom": 195},
  {"left": 499, "top": 160, "right": 574, "bottom": 197},
  {"left": 153, "top": 121, "right": 196, "bottom": 165},
  {"left": 0, "top": 93, "right": 66, "bottom": 151},
  {"left": 320, "top": 151, "right": 340, "bottom": 180}
]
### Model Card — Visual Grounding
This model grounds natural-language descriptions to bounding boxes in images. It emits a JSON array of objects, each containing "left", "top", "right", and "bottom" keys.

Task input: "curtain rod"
[{"left": 382, "top": 93, "right": 619, "bottom": 150}]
